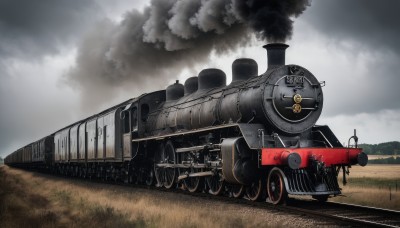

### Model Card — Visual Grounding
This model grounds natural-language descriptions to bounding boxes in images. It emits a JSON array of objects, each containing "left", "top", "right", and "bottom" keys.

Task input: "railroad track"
[
  {"left": 169, "top": 187, "right": 400, "bottom": 227},
  {"left": 284, "top": 200, "right": 400, "bottom": 228},
  {"left": 140, "top": 185, "right": 400, "bottom": 227},
  {"left": 130, "top": 180, "right": 400, "bottom": 227},
  {"left": 18, "top": 168, "right": 400, "bottom": 227}
]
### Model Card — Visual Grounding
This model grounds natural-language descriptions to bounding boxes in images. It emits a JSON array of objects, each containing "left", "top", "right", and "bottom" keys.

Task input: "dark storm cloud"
[
  {"left": 0, "top": 0, "right": 105, "bottom": 157},
  {"left": 67, "top": 0, "right": 310, "bottom": 110},
  {"left": 0, "top": 0, "right": 102, "bottom": 61},
  {"left": 299, "top": 0, "right": 400, "bottom": 115},
  {"left": 302, "top": 0, "right": 400, "bottom": 55}
]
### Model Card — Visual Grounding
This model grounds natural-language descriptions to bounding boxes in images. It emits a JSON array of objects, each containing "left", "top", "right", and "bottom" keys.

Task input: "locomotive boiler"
[{"left": 5, "top": 43, "right": 368, "bottom": 205}]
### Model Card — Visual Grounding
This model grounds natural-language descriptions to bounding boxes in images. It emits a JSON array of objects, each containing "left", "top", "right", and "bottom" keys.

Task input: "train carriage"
[
  {"left": 69, "top": 123, "right": 81, "bottom": 162},
  {"left": 33, "top": 136, "right": 54, "bottom": 169},
  {"left": 97, "top": 108, "right": 123, "bottom": 161},
  {"left": 22, "top": 145, "right": 32, "bottom": 164},
  {"left": 86, "top": 117, "right": 98, "bottom": 162}
]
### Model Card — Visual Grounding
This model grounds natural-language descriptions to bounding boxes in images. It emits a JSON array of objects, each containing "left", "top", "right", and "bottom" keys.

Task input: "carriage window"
[
  {"left": 141, "top": 104, "right": 149, "bottom": 122},
  {"left": 123, "top": 111, "right": 130, "bottom": 133},
  {"left": 132, "top": 107, "right": 138, "bottom": 130}
]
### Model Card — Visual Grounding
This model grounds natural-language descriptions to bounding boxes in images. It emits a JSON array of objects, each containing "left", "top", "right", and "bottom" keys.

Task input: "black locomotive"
[{"left": 5, "top": 43, "right": 367, "bottom": 204}]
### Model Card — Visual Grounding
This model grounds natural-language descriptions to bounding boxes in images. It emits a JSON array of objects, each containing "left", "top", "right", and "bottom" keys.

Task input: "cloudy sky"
[{"left": 1, "top": 0, "right": 399, "bottom": 158}]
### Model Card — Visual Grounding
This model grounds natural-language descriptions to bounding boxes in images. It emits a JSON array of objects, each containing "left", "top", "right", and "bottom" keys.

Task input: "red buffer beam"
[{"left": 261, "top": 148, "right": 368, "bottom": 169}]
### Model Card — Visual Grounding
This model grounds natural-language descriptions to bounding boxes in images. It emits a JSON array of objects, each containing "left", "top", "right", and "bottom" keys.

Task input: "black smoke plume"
[
  {"left": 233, "top": 0, "right": 310, "bottom": 41},
  {"left": 67, "top": 0, "right": 310, "bottom": 111}
]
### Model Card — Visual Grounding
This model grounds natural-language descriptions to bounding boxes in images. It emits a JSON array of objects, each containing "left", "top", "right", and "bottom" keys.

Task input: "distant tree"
[
  {"left": 359, "top": 141, "right": 400, "bottom": 155},
  {"left": 0, "top": 156, "right": 3, "bottom": 164},
  {"left": 368, "top": 156, "right": 400, "bottom": 164}
]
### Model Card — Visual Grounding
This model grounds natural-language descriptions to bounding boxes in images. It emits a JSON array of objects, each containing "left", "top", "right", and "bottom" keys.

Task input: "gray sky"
[{"left": 1, "top": 0, "right": 399, "bottom": 158}]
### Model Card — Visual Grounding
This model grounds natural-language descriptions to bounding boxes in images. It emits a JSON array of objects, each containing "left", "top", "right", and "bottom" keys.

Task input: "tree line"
[{"left": 359, "top": 141, "right": 400, "bottom": 155}]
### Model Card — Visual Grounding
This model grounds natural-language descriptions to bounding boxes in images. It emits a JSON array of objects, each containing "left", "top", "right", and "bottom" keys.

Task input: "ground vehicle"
[{"left": 5, "top": 43, "right": 368, "bottom": 204}]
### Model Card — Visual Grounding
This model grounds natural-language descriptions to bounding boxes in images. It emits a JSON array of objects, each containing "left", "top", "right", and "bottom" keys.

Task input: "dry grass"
[
  {"left": 2, "top": 163, "right": 398, "bottom": 227},
  {"left": 0, "top": 165, "right": 138, "bottom": 228},
  {"left": 0, "top": 165, "right": 321, "bottom": 228},
  {"left": 330, "top": 185, "right": 400, "bottom": 210},
  {"left": 347, "top": 164, "right": 400, "bottom": 179},
  {"left": 368, "top": 155, "right": 398, "bottom": 160},
  {"left": 329, "top": 164, "right": 400, "bottom": 210}
]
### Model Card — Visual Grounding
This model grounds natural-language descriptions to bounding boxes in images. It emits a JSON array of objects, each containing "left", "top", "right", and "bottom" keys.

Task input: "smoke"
[
  {"left": 233, "top": 0, "right": 310, "bottom": 41},
  {"left": 67, "top": 0, "right": 310, "bottom": 111}
]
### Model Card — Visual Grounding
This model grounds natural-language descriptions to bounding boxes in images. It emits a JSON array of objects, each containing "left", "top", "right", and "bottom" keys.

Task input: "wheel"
[
  {"left": 128, "top": 168, "right": 136, "bottom": 184},
  {"left": 246, "top": 178, "right": 264, "bottom": 201},
  {"left": 87, "top": 167, "right": 92, "bottom": 179},
  {"left": 231, "top": 185, "right": 245, "bottom": 198},
  {"left": 178, "top": 150, "right": 203, "bottom": 193},
  {"left": 82, "top": 167, "right": 87, "bottom": 179},
  {"left": 145, "top": 167, "right": 154, "bottom": 186},
  {"left": 206, "top": 170, "right": 225, "bottom": 195},
  {"left": 154, "top": 144, "right": 165, "bottom": 187},
  {"left": 267, "top": 167, "right": 288, "bottom": 204},
  {"left": 183, "top": 168, "right": 203, "bottom": 193},
  {"left": 163, "top": 141, "right": 176, "bottom": 189},
  {"left": 312, "top": 194, "right": 329, "bottom": 202},
  {"left": 111, "top": 166, "right": 118, "bottom": 182},
  {"left": 154, "top": 141, "right": 176, "bottom": 189}
]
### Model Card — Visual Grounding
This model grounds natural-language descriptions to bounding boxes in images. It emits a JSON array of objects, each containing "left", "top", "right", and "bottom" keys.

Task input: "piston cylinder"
[{"left": 221, "top": 137, "right": 258, "bottom": 185}]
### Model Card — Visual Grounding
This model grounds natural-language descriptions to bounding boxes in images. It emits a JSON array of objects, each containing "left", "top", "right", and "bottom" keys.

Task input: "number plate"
[{"left": 285, "top": 75, "right": 304, "bottom": 87}]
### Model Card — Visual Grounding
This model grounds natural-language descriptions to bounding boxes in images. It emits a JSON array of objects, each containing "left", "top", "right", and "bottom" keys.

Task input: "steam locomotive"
[{"left": 4, "top": 43, "right": 368, "bottom": 204}]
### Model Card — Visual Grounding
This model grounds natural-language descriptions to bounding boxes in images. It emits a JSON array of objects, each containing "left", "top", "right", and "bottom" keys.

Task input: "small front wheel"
[{"left": 267, "top": 167, "right": 287, "bottom": 204}]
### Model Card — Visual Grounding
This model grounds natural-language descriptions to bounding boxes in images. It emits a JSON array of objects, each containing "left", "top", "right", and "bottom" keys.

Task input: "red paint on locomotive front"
[{"left": 261, "top": 148, "right": 363, "bottom": 168}]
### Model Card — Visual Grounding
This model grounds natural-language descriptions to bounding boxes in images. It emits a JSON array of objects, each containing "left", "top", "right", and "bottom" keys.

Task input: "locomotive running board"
[
  {"left": 132, "top": 123, "right": 239, "bottom": 142},
  {"left": 132, "top": 123, "right": 266, "bottom": 149}
]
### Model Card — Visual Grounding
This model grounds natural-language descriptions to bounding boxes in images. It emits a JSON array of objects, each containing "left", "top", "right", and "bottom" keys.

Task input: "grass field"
[
  {"left": 0, "top": 165, "right": 321, "bottom": 228},
  {"left": 329, "top": 164, "right": 400, "bottom": 210},
  {"left": 0, "top": 164, "right": 398, "bottom": 227}
]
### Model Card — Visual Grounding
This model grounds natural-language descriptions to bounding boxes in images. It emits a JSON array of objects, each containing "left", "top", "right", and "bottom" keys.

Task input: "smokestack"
[{"left": 263, "top": 43, "right": 289, "bottom": 70}]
